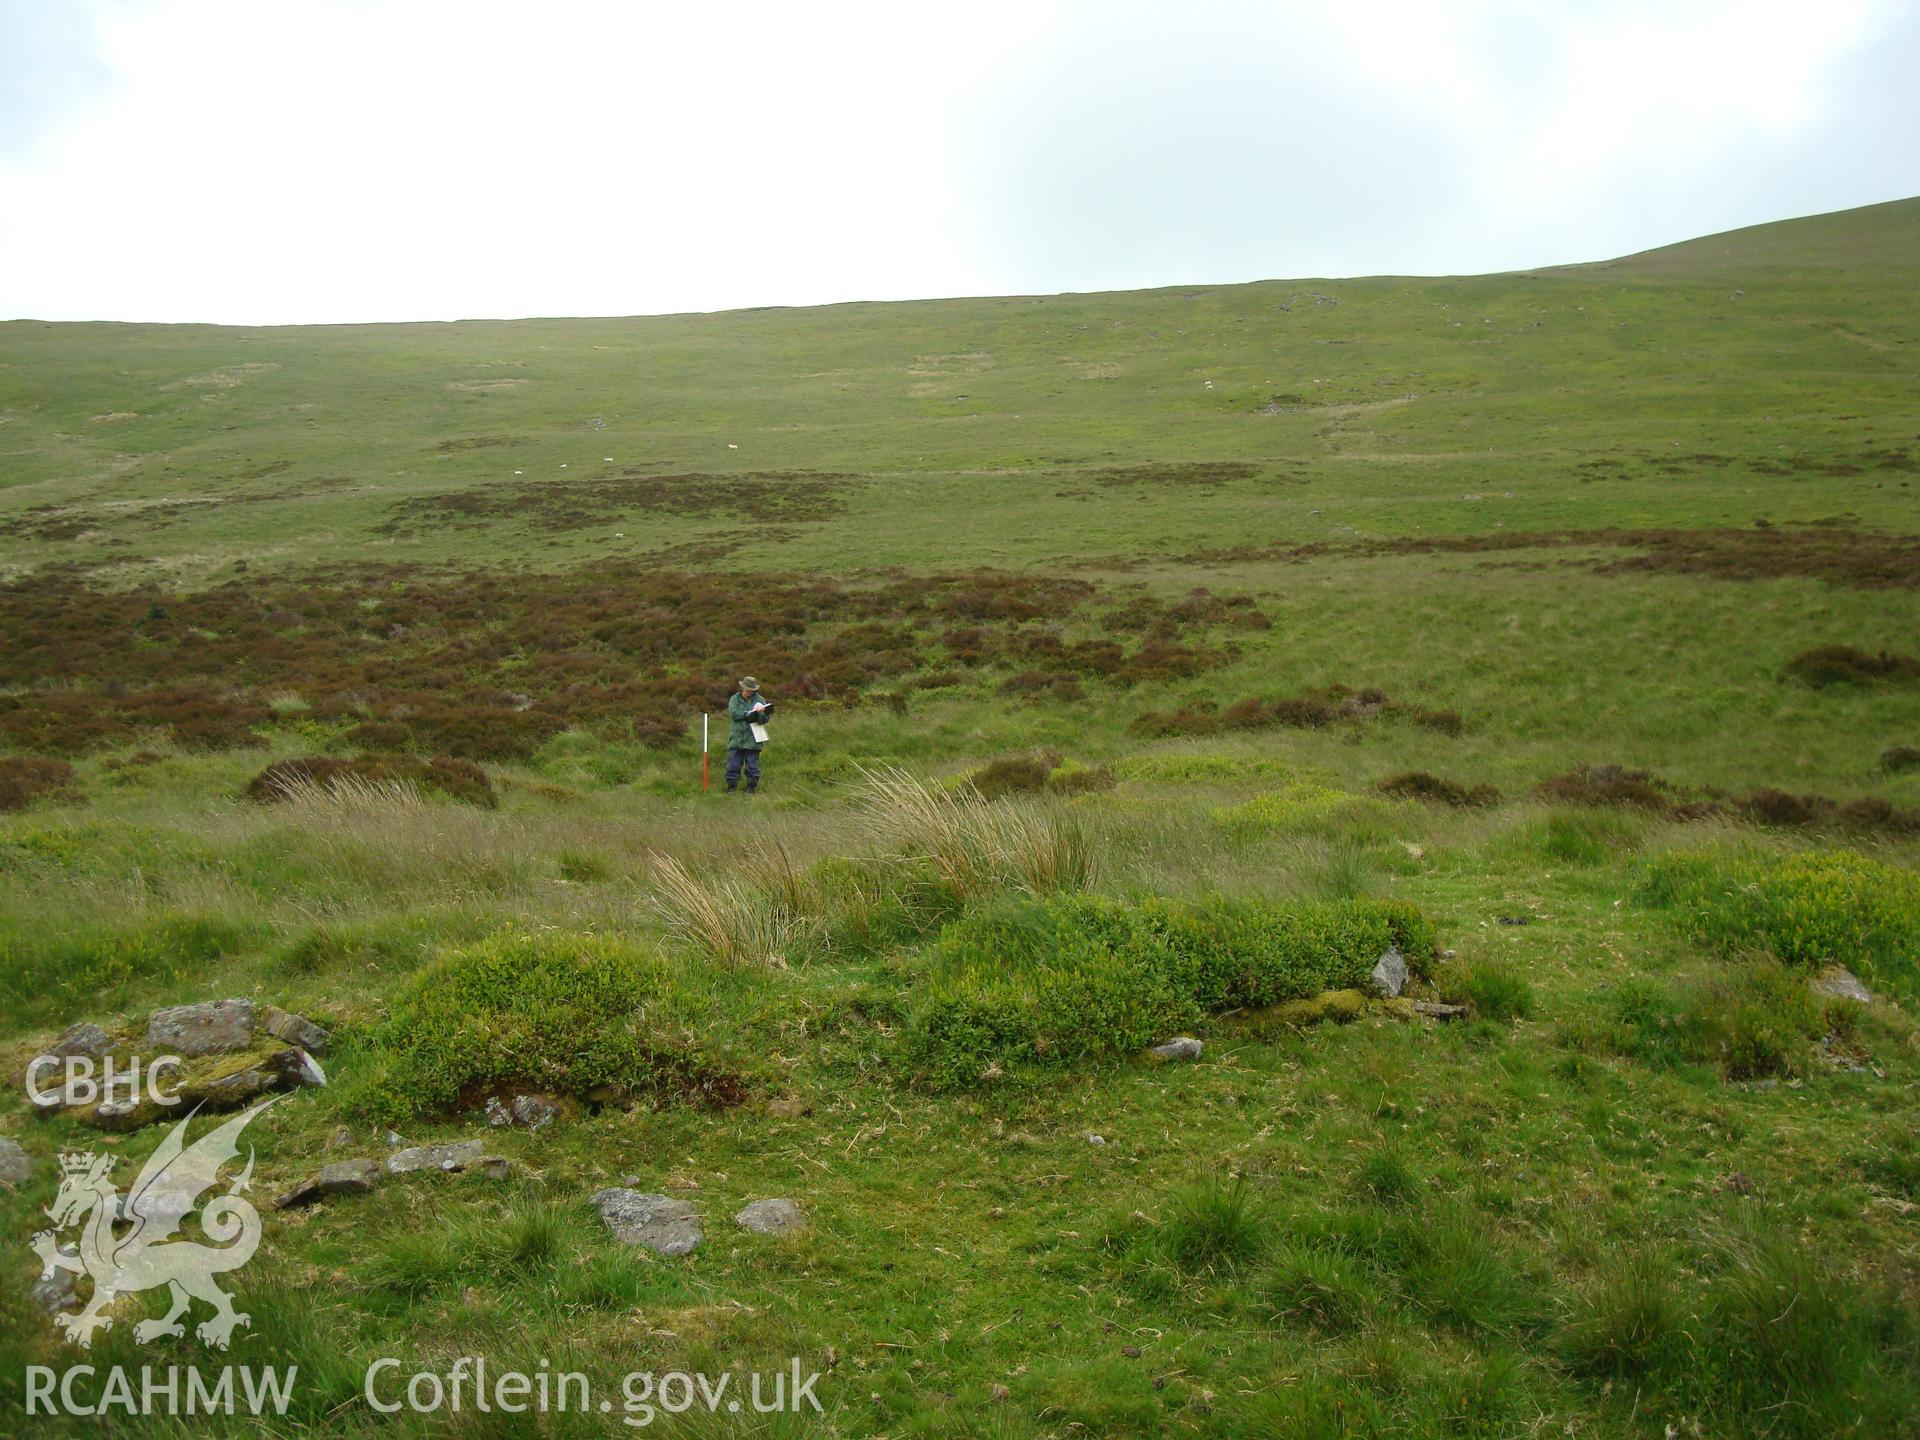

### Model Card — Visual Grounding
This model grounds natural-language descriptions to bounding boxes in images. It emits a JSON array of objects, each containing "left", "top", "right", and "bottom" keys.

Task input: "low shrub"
[
  {"left": 1211, "top": 783, "right": 1357, "bottom": 834},
  {"left": 0, "top": 756, "right": 78, "bottom": 811},
  {"left": 346, "top": 929, "right": 741, "bottom": 1123},
  {"left": 1536, "top": 763, "right": 1690, "bottom": 812},
  {"left": 1730, "top": 787, "right": 1920, "bottom": 836},
  {"left": 967, "top": 754, "right": 1056, "bottom": 798},
  {"left": 903, "top": 891, "right": 1435, "bottom": 1087},
  {"left": 1782, "top": 644, "right": 1920, "bottom": 688},
  {"left": 1046, "top": 763, "right": 1115, "bottom": 795},
  {"left": 1377, "top": 771, "right": 1499, "bottom": 807},
  {"left": 1642, "top": 848, "right": 1920, "bottom": 999}
]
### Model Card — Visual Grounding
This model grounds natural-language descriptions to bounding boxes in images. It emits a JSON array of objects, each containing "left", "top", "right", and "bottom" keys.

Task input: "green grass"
[{"left": 2, "top": 199, "right": 1919, "bottom": 1437}]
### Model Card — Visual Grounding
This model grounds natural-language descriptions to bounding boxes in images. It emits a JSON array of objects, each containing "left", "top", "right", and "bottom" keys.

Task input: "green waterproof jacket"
[{"left": 727, "top": 691, "right": 772, "bottom": 750}]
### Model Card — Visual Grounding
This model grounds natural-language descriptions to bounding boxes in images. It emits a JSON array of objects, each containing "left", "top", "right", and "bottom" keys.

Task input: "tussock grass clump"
[
  {"left": 247, "top": 754, "right": 496, "bottom": 808},
  {"left": 366, "top": 1201, "right": 575, "bottom": 1298},
  {"left": 1354, "top": 1146, "right": 1421, "bottom": 1206},
  {"left": 1643, "top": 848, "right": 1920, "bottom": 998},
  {"left": 1880, "top": 743, "right": 1920, "bottom": 772},
  {"left": 1782, "top": 643, "right": 1920, "bottom": 688},
  {"left": 647, "top": 850, "right": 819, "bottom": 969},
  {"left": 1157, "top": 1176, "right": 1269, "bottom": 1275},
  {"left": 1265, "top": 1241, "right": 1378, "bottom": 1332},
  {"left": 1438, "top": 956, "right": 1536, "bottom": 1021},
  {"left": 1531, "top": 809, "right": 1645, "bottom": 866},
  {"left": 1405, "top": 1209, "right": 1539, "bottom": 1335},
  {"left": 1686, "top": 1224, "right": 1918, "bottom": 1439},
  {"left": 345, "top": 929, "right": 741, "bottom": 1123},
  {"left": 856, "top": 764, "right": 1096, "bottom": 903},
  {"left": 1377, "top": 771, "right": 1499, "bottom": 808},
  {"left": 0, "top": 755, "right": 77, "bottom": 811},
  {"left": 1558, "top": 1253, "right": 1687, "bottom": 1379},
  {"left": 903, "top": 891, "right": 1435, "bottom": 1087},
  {"left": 1678, "top": 959, "right": 1825, "bottom": 1079}
]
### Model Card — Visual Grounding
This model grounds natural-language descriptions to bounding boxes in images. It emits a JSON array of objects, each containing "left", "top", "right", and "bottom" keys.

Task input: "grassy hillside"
[{"left": 1, "top": 200, "right": 1918, "bottom": 1439}]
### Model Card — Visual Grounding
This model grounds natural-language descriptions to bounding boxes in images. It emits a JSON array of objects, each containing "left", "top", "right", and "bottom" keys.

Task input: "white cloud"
[{"left": 0, "top": 0, "right": 1912, "bottom": 322}]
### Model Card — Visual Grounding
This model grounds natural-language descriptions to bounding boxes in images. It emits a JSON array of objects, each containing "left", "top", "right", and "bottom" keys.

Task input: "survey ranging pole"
[{"left": 702, "top": 712, "right": 710, "bottom": 793}]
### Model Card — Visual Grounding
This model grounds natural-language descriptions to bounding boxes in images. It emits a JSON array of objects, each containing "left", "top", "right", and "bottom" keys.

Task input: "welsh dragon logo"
[{"left": 31, "top": 1099, "right": 275, "bottom": 1350}]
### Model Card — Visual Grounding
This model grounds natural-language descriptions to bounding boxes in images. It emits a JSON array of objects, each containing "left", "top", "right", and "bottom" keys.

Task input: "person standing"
[{"left": 725, "top": 677, "right": 772, "bottom": 794}]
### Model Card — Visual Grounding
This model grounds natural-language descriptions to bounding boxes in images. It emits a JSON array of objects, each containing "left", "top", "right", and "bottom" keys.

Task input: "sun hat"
[{"left": 739, "top": 677, "right": 760, "bottom": 691}]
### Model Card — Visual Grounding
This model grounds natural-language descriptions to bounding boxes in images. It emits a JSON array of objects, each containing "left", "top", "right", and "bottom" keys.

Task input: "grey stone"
[
  {"left": 185, "top": 1045, "right": 315, "bottom": 1112},
  {"left": 592, "top": 1189, "right": 703, "bottom": 1255},
  {"left": 1370, "top": 946, "right": 1408, "bottom": 998},
  {"left": 327, "top": 1126, "right": 354, "bottom": 1150},
  {"left": 1086, "top": 1134, "right": 1107, "bottom": 1146},
  {"left": 91, "top": 1096, "right": 155, "bottom": 1128},
  {"left": 28, "top": 1078, "right": 80, "bottom": 1115},
  {"left": 31, "top": 1264, "right": 78, "bottom": 1314},
  {"left": 1150, "top": 1036, "right": 1203, "bottom": 1061},
  {"left": 735, "top": 1198, "right": 805, "bottom": 1235},
  {"left": 1412, "top": 1001, "right": 1467, "bottom": 1021},
  {"left": 293, "top": 1049, "right": 326, "bottom": 1088},
  {"left": 273, "top": 1158, "right": 382, "bottom": 1209},
  {"left": 1813, "top": 966, "right": 1873, "bottom": 1005},
  {"left": 48, "top": 1023, "right": 112, "bottom": 1061},
  {"left": 386, "top": 1140, "right": 488, "bottom": 1176},
  {"left": 385, "top": 1130, "right": 406, "bottom": 1148},
  {"left": 0, "top": 1136, "right": 32, "bottom": 1189},
  {"left": 487, "top": 1092, "right": 559, "bottom": 1130},
  {"left": 193, "top": 1065, "right": 276, "bottom": 1107},
  {"left": 259, "top": 1004, "right": 331, "bottom": 1053},
  {"left": 147, "top": 999, "right": 255, "bottom": 1056},
  {"left": 510, "top": 1093, "right": 558, "bottom": 1129}
]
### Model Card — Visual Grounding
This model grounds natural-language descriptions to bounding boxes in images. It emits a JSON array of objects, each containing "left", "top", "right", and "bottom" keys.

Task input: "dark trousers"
[{"left": 724, "top": 747, "right": 761, "bottom": 792}]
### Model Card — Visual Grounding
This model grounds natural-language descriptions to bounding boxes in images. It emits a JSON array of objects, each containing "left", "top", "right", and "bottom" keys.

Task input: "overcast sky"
[{"left": 3, "top": 0, "right": 1916, "bottom": 325}]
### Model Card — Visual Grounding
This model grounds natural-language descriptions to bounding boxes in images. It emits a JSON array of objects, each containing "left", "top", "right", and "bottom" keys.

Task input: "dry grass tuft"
[
  {"left": 646, "top": 851, "right": 813, "bottom": 969},
  {"left": 854, "top": 764, "right": 1095, "bottom": 901}
]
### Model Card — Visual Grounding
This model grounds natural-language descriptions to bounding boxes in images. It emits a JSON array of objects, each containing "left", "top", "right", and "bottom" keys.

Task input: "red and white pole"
[{"left": 701, "top": 712, "right": 709, "bottom": 793}]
